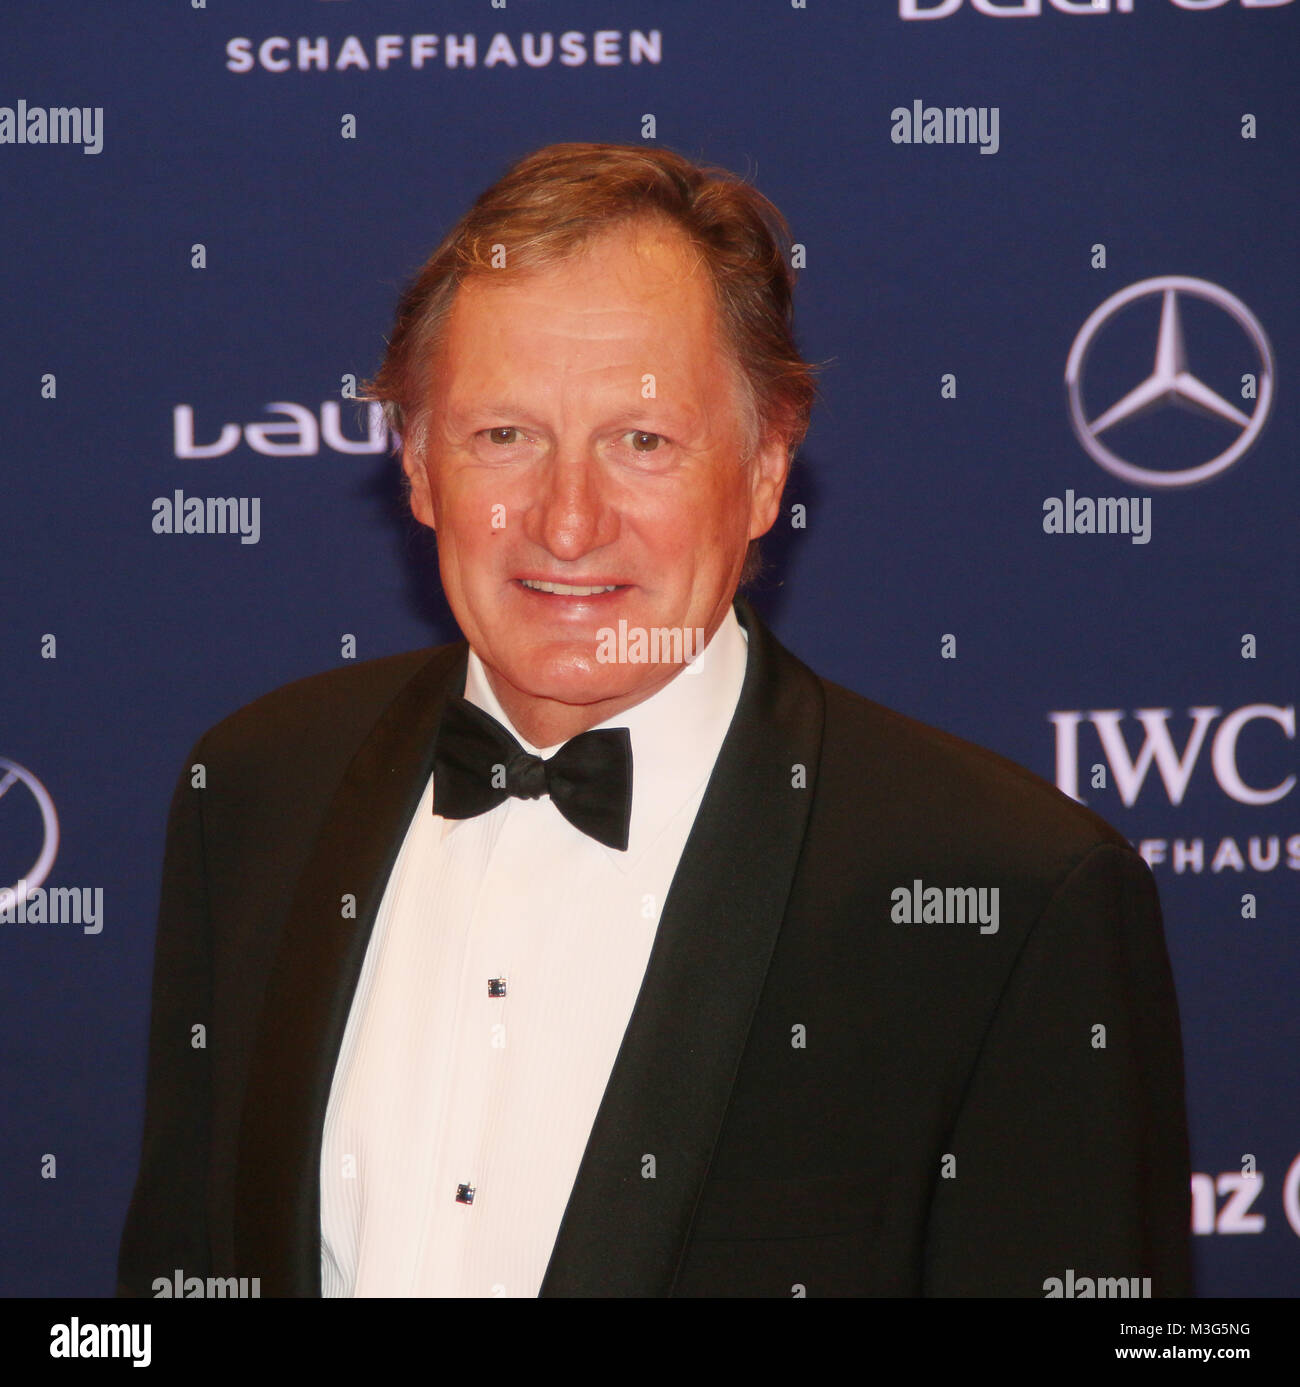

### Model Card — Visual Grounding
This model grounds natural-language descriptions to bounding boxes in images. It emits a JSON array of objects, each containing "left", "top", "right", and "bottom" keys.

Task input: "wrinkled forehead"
[
  {"left": 431, "top": 222, "right": 739, "bottom": 416},
  {"left": 452, "top": 219, "right": 713, "bottom": 338}
]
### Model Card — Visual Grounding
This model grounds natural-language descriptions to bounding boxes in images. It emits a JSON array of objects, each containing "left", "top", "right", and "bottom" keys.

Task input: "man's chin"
[{"left": 488, "top": 658, "right": 677, "bottom": 717}]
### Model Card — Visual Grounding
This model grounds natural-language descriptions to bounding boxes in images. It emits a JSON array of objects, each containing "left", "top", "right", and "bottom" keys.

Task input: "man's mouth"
[{"left": 518, "top": 579, "right": 625, "bottom": 596}]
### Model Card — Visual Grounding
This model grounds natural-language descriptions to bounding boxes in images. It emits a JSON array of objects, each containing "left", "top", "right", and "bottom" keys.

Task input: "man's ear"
[
  {"left": 747, "top": 431, "right": 793, "bottom": 542},
  {"left": 400, "top": 446, "right": 437, "bottom": 532}
]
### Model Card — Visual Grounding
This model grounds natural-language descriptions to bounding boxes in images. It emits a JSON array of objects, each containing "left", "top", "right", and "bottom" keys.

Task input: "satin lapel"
[
  {"left": 539, "top": 597, "right": 826, "bottom": 1297},
  {"left": 234, "top": 641, "right": 468, "bottom": 1294}
]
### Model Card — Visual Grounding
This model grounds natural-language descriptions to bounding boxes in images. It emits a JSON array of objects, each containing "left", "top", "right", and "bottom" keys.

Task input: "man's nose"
[{"left": 526, "top": 446, "right": 619, "bottom": 559}]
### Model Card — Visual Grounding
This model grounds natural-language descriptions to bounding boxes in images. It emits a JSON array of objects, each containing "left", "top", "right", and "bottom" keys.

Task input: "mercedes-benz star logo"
[
  {"left": 0, "top": 757, "right": 60, "bottom": 907},
  {"left": 1065, "top": 276, "right": 1274, "bottom": 489}
]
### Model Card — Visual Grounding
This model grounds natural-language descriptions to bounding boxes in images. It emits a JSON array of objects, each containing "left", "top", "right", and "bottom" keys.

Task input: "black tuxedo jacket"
[{"left": 118, "top": 597, "right": 1193, "bottom": 1297}]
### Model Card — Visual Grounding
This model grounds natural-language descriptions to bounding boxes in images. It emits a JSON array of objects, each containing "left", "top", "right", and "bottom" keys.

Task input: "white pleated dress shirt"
[{"left": 319, "top": 608, "right": 749, "bottom": 1297}]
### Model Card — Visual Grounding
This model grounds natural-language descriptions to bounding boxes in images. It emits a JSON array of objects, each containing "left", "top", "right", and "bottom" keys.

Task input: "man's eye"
[{"left": 479, "top": 428, "right": 664, "bottom": 452}]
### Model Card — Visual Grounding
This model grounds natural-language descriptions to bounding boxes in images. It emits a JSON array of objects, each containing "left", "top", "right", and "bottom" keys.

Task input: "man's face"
[{"left": 402, "top": 217, "right": 789, "bottom": 734}]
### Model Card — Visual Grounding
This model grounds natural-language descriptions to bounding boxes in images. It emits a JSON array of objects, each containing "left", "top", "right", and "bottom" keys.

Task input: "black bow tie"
[{"left": 431, "top": 696, "right": 633, "bottom": 851}]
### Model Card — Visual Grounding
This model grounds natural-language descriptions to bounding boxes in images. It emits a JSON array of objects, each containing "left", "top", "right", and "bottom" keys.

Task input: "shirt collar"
[{"left": 459, "top": 605, "right": 749, "bottom": 871}]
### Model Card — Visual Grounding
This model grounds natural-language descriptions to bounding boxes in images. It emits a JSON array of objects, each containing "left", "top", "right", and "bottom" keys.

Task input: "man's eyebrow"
[
  {"left": 447, "top": 401, "right": 703, "bottom": 431},
  {"left": 446, "top": 399, "right": 527, "bottom": 418}
]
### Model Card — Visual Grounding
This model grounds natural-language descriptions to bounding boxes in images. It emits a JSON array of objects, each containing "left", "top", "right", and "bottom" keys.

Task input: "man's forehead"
[
  {"left": 449, "top": 231, "right": 708, "bottom": 327},
  {"left": 432, "top": 232, "right": 729, "bottom": 410}
]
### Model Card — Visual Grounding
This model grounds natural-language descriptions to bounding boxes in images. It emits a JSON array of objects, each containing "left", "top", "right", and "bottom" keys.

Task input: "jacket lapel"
[
  {"left": 234, "top": 641, "right": 468, "bottom": 1294},
  {"left": 539, "top": 597, "right": 825, "bottom": 1296},
  {"left": 235, "top": 597, "right": 825, "bottom": 1297}
]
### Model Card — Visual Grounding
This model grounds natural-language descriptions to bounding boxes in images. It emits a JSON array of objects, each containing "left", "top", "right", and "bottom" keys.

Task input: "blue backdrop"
[{"left": 1, "top": 0, "right": 1296, "bottom": 1297}]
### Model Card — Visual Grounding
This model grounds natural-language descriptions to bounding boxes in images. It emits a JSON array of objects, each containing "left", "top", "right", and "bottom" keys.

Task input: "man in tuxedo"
[{"left": 118, "top": 142, "right": 1193, "bottom": 1298}]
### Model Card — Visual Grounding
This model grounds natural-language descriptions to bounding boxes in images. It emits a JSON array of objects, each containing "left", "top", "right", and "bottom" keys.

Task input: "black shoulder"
[
  {"left": 192, "top": 643, "right": 461, "bottom": 771},
  {"left": 816, "top": 676, "right": 1133, "bottom": 867}
]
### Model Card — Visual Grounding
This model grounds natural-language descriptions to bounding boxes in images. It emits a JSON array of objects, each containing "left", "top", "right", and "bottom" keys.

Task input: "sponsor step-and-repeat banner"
[{"left": 1, "top": 0, "right": 1296, "bottom": 1300}]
